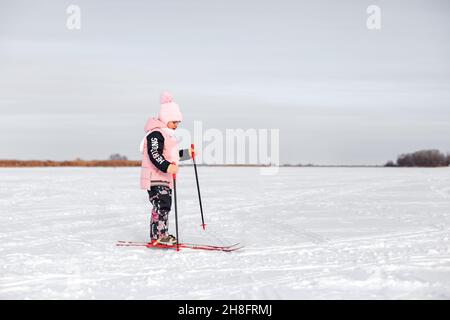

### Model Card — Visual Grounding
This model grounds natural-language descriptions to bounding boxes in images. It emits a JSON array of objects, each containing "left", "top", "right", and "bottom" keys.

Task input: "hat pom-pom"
[{"left": 160, "top": 91, "right": 173, "bottom": 104}]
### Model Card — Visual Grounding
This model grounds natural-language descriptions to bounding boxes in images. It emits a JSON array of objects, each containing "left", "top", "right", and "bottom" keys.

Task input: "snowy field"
[{"left": 1, "top": 167, "right": 450, "bottom": 299}]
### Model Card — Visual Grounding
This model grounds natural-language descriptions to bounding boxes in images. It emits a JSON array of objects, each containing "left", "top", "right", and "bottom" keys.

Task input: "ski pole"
[
  {"left": 191, "top": 144, "right": 206, "bottom": 230},
  {"left": 172, "top": 163, "right": 180, "bottom": 251}
]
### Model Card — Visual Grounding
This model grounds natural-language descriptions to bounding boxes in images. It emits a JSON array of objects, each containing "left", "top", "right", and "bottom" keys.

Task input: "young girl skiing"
[{"left": 140, "top": 92, "right": 193, "bottom": 245}]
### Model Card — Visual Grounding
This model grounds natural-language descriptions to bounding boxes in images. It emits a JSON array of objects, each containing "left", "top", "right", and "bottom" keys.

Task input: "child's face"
[{"left": 167, "top": 121, "right": 180, "bottom": 130}]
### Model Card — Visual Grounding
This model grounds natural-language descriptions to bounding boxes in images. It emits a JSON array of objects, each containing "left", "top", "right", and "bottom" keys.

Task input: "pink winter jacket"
[{"left": 140, "top": 118, "right": 180, "bottom": 190}]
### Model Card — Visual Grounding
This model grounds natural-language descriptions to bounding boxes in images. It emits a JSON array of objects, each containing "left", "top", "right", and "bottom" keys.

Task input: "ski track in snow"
[{"left": 1, "top": 167, "right": 450, "bottom": 299}]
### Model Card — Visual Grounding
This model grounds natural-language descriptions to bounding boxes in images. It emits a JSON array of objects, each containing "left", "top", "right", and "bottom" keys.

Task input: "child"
[{"left": 139, "top": 92, "right": 193, "bottom": 245}]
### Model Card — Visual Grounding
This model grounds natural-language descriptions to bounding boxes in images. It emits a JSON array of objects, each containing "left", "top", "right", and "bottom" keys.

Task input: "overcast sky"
[{"left": 1, "top": 0, "right": 449, "bottom": 164}]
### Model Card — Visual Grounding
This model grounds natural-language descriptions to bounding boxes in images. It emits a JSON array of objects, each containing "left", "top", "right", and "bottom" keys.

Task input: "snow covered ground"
[{"left": 1, "top": 167, "right": 450, "bottom": 299}]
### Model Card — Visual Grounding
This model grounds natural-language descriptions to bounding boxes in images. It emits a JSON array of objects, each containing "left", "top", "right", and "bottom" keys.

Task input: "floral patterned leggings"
[{"left": 147, "top": 185, "right": 172, "bottom": 240}]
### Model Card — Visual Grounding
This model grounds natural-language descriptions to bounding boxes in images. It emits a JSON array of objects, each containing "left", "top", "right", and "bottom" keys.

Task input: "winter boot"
[{"left": 155, "top": 234, "right": 177, "bottom": 246}]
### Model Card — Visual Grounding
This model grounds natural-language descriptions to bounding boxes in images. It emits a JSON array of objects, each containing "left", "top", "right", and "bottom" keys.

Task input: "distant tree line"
[
  {"left": 109, "top": 153, "right": 128, "bottom": 161},
  {"left": 385, "top": 149, "right": 450, "bottom": 167},
  {"left": 0, "top": 154, "right": 136, "bottom": 167},
  {"left": 0, "top": 159, "right": 140, "bottom": 167}
]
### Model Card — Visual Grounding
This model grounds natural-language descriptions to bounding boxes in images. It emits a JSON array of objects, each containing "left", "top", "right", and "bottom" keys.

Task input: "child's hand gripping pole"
[
  {"left": 191, "top": 144, "right": 206, "bottom": 230},
  {"left": 172, "top": 162, "right": 180, "bottom": 251}
]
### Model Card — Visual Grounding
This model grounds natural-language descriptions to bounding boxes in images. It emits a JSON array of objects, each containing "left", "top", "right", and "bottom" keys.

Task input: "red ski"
[{"left": 116, "top": 240, "right": 243, "bottom": 252}]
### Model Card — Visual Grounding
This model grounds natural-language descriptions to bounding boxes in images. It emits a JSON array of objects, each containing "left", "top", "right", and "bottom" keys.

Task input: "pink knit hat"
[{"left": 158, "top": 91, "right": 183, "bottom": 125}]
